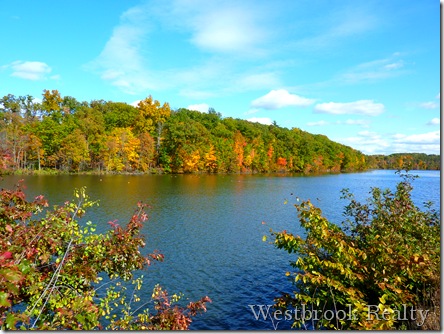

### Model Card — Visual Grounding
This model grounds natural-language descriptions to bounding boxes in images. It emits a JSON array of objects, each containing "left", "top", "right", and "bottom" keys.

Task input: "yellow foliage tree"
[
  {"left": 42, "top": 89, "right": 62, "bottom": 114},
  {"left": 204, "top": 145, "right": 217, "bottom": 172},
  {"left": 182, "top": 149, "right": 200, "bottom": 173},
  {"left": 103, "top": 128, "right": 140, "bottom": 172},
  {"left": 233, "top": 131, "right": 245, "bottom": 171}
]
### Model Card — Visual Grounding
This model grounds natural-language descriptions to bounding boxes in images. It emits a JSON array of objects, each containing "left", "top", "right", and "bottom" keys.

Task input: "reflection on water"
[{"left": 0, "top": 170, "right": 439, "bottom": 329}]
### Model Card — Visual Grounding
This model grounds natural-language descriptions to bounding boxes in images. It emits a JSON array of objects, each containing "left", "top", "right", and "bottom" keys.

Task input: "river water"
[{"left": 0, "top": 170, "right": 440, "bottom": 329}]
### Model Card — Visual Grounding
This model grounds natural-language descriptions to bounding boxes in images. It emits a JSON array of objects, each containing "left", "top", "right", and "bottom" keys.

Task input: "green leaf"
[
  {"left": 5, "top": 312, "right": 16, "bottom": 329},
  {"left": 0, "top": 291, "right": 11, "bottom": 307}
]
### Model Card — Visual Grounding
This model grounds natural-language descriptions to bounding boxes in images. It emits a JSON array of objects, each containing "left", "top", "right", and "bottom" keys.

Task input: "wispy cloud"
[
  {"left": 419, "top": 101, "right": 439, "bottom": 109},
  {"left": 159, "top": 0, "right": 272, "bottom": 56},
  {"left": 244, "top": 108, "right": 261, "bottom": 115},
  {"left": 340, "top": 54, "right": 407, "bottom": 84},
  {"left": 251, "top": 89, "right": 315, "bottom": 110},
  {"left": 314, "top": 100, "right": 384, "bottom": 116},
  {"left": 5, "top": 60, "right": 55, "bottom": 81},
  {"left": 290, "top": 5, "right": 379, "bottom": 51},
  {"left": 85, "top": 4, "right": 157, "bottom": 94},
  {"left": 86, "top": 1, "right": 282, "bottom": 96}
]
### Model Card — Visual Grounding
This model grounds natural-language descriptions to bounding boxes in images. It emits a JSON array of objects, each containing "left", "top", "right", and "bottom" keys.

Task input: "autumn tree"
[
  {"left": 233, "top": 131, "right": 245, "bottom": 172},
  {"left": 270, "top": 171, "right": 440, "bottom": 329},
  {"left": 74, "top": 106, "right": 106, "bottom": 170},
  {"left": 58, "top": 129, "right": 90, "bottom": 172},
  {"left": 41, "top": 89, "right": 63, "bottom": 120},
  {"left": 276, "top": 157, "right": 287, "bottom": 171},
  {"left": 134, "top": 96, "right": 171, "bottom": 155},
  {"left": 138, "top": 132, "right": 156, "bottom": 172},
  {"left": 204, "top": 145, "right": 217, "bottom": 173},
  {"left": 103, "top": 128, "right": 140, "bottom": 172}
]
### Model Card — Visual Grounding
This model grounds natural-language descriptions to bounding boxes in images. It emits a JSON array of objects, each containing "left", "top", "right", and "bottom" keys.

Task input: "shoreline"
[{"left": 1, "top": 167, "right": 439, "bottom": 178}]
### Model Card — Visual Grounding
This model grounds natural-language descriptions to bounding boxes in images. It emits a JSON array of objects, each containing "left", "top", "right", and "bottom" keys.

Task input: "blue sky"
[{"left": 0, "top": 0, "right": 440, "bottom": 154}]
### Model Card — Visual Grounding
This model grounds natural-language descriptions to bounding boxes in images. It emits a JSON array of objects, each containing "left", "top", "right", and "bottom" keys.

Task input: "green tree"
[{"left": 96, "top": 101, "right": 138, "bottom": 131}]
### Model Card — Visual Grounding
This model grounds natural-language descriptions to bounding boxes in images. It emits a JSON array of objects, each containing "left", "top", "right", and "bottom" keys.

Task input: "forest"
[
  {"left": 0, "top": 90, "right": 439, "bottom": 174},
  {"left": 367, "top": 153, "right": 440, "bottom": 171}
]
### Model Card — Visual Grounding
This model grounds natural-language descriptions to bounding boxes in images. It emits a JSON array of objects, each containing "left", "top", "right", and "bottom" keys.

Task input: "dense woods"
[
  {"left": 0, "top": 91, "right": 439, "bottom": 175},
  {"left": 0, "top": 90, "right": 364, "bottom": 174},
  {"left": 367, "top": 153, "right": 440, "bottom": 171}
]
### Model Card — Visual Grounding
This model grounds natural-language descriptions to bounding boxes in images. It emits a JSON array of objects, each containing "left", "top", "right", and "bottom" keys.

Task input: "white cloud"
[
  {"left": 251, "top": 89, "right": 315, "bottom": 110},
  {"left": 338, "top": 131, "right": 389, "bottom": 154},
  {"left": 130, "top": 100, "right": 141, "bottom": 107},
  {"left": 419, "top": 101, "right": 439, "bottom": 109},
  {"left": 247, "top": 117, "right": 273, "bottom": 125},
  {"left": 427, "top": 118, "right": 440, "bottom": 125},
  {"left": 392, "top": 131, "right": 440, "bottom": 145},
  {"left": 307, "top": 120, "right": 329, "bottom": 126},
  {"left": 187, "top": 103, "right": 209, "bottom": 113},
  {"left": 335, "top": 130, "right": 441, "bottom": 155},
  {"left": 9, "top": 61, "right": 53, "bottom": 81},
  {"left": 314, "top": 100, "right": 384, "bottom": 116},
  {"left": 377, "top": 130, "right": 441, "bottom": 154},
  {"left": 390, "top": 143, "right": 440, "bottom": 154}
]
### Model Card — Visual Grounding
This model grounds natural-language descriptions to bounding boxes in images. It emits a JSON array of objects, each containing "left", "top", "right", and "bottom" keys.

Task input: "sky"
[{"left": 0, "top": 0, "right": 440, "bottom": 155}]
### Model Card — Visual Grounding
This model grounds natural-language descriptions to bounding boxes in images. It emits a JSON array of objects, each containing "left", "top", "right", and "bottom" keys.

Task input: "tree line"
[
  {"left": 367, "top": 153, "right": 440, "bottom": 171},
  {"left": 0, "top": 90, "right": 439, "bottom": 174}
]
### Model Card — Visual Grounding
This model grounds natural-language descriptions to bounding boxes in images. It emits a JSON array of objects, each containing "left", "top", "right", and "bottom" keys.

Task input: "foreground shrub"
[
  {"left": 0, "top": 182, "right": 210, "bottom": 330},
  {"left": 271, "top": 171, "right": 440, "bottom": 330}
]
